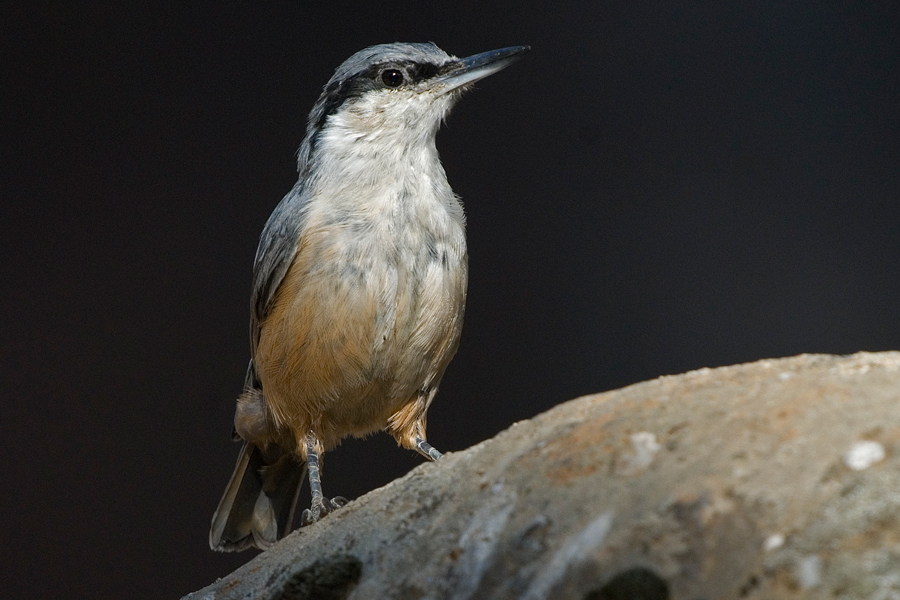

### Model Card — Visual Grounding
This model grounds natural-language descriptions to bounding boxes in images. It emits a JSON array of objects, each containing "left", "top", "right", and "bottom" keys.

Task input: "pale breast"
[{"left": 255, "top": 183, "right": 467, "bottom": 448}]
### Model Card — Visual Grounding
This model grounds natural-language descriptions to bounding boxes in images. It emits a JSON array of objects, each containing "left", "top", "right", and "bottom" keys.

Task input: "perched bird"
[{"left": 209, "top": 42, "right": 529, "bottom": 551}]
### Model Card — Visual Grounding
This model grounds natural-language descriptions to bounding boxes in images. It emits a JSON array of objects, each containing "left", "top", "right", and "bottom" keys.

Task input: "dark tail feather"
[{"left": 209, "top": 442, "right": 305, "bottom": 551}]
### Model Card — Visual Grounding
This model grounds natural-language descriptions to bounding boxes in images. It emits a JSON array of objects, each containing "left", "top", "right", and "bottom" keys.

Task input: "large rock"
[{"left": 185, "top": 353, "right": 900, "bottom": 600}]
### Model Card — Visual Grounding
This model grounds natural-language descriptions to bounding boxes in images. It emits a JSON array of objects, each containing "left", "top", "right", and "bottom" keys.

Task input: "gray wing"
[{"left": 248, "top": 181, "right": 311, "bottom": 365}]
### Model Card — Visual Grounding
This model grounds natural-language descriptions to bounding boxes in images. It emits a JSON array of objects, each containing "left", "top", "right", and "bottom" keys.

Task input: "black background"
[{"left": 3, "top": 2, "right": 898, "bottom": 598}]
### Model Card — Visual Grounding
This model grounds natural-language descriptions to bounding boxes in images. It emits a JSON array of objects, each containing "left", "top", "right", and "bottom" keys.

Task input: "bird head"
[{"left": 297, "top": 42, "right": 529, "bottom": 175}]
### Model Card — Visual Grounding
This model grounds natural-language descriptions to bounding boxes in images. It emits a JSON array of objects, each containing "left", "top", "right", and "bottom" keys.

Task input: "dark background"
[{"left": 3, "top": 1, "right": 898, "bottom": 598}]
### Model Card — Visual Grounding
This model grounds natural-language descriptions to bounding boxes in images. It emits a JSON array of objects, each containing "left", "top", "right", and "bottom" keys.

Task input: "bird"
[{"left": 209, "top": 42, "right": 529, "bottom": 551}]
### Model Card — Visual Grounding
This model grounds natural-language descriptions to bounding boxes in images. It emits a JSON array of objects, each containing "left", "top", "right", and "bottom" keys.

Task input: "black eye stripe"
[
  {"left": 408, "top": 62, "right": 440, "bottom": 81},
  {"left": 310, "top": 60, "right": 444, "bottom": 137}
]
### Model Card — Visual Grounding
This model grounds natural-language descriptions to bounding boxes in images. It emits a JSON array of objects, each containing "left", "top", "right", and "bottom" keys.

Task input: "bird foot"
[{"left": 300, "top": 496, "right": 349, "bottom": 526}]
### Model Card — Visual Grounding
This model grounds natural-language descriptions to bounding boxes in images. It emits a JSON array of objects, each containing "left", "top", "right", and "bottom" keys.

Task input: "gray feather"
[{"left": 249, "top": 181, "right": 309, "bottom": 356}]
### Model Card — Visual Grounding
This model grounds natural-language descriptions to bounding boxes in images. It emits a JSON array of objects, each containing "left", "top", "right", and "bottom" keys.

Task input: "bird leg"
[
  {"left": 388, "top": 395, "right": 443, "bottom": 462},
  {"left": 300, "top": 432, "right": 347, "bottom": 526},
  {"left": 414, "top": 436, "right": 443, "bottom": 461}
]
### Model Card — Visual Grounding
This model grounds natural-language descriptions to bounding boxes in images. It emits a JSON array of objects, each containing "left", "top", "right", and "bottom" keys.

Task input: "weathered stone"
[{"left": 185, "top": 352, "right": 900, "bottom": 600}]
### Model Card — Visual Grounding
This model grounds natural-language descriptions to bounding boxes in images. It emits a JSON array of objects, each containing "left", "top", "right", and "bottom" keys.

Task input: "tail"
[{"left": 209, "top": 441, "right": 305, "bottom": 551}]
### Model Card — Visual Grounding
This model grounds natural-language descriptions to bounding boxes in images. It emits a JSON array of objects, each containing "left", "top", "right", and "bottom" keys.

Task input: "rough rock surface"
[{"left": 185, "top": 352, "right": 900, "bottom": 600}]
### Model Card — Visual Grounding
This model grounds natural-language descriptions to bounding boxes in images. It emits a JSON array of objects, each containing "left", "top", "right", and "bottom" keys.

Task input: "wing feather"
[{"left": 248, "top": 182, "right": 310, "bottom": 358}]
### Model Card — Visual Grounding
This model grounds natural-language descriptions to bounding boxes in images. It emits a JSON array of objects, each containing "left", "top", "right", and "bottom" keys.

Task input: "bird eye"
[{"left": 381, "top": 69, "right": 405, "bottom": 87}]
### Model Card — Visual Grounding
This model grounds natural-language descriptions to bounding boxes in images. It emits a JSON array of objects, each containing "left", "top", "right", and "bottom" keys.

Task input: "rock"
[{"left": 184, "top": 352, "right": 900, "bottom": 600}]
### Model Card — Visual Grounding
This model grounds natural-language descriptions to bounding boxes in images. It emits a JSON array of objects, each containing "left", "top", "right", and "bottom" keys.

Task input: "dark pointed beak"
[{"left": 434, "top": 45, "right": 530, "bottom": 93}]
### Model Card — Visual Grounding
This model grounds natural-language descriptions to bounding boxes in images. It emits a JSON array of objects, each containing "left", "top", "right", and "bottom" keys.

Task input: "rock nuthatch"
[{"left": 210, "top": 42, "right": 529, "bottom": 551}]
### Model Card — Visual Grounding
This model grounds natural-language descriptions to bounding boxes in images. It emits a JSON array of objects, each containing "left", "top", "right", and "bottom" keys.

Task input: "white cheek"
[{"left": 334, "top": 90, "right": 454, "bottom": 139}]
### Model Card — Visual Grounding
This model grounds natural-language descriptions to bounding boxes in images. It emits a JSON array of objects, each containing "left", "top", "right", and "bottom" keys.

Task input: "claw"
[
  {"left": 300, "top": 508, "right": 315, "bottom": 527},
  {"left": 299, "top": 496, "right": 349, "bottom": 526},
  {"left": 330, "top": 496, "right": 349, "bottom": 508}
]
